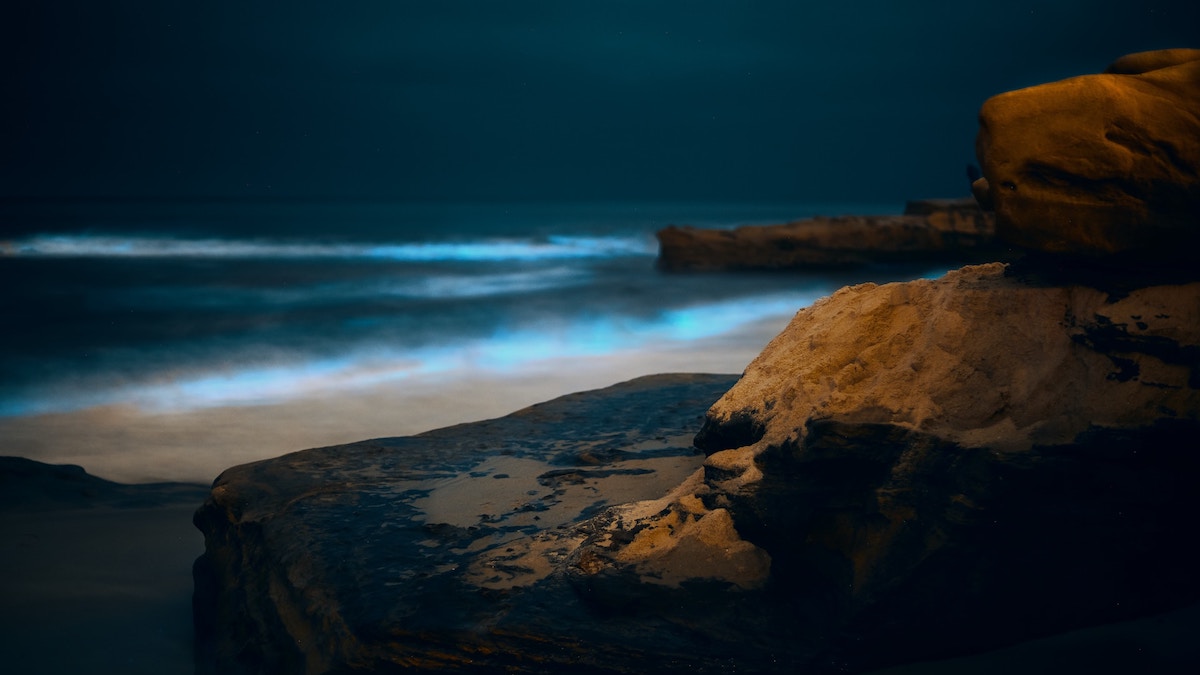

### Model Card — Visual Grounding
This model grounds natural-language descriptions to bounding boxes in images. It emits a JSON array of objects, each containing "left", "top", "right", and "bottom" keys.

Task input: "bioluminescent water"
[{"left": 0, "top": 200, "right": 940, "bottom": 483}]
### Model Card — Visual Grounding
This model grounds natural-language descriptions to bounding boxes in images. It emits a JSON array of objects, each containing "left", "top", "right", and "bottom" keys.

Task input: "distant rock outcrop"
[
  {"left": 973, "top": 48, "right": 1200, "bottom": 259},
  {"left": 656, "top": 198, "right": 1001, "bottom": 272}
]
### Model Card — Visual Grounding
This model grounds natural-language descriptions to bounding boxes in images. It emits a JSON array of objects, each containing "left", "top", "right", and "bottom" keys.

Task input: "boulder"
[
  {"left": 973, "top": 49, "right": 1200, "bottom": 259},
  {"left": 679, "top": 262, "right": 1200, "bottom": 671},
  {"left": 655, "top": 198, "right": 1000, "bottom": 272}
]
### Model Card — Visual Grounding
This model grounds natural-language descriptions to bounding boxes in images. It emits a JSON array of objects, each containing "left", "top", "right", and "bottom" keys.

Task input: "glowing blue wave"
[
  {"left": 0, "top": 234, "right": 656, "bottom": 261},
  {"left": 100, "top": 267, "right": 589, "bottom": 308},
  {"left": 0, "top": 291, "right": 818, "bottom": 417}
]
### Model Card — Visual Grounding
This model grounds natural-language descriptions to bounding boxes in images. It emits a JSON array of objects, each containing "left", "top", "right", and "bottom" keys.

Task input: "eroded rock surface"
[
  {"left": 973, "top": 48, "right": 1200, "bottom": 258},
  {"left": 656, "top": 198, "right": 1000, "bottom": 272}
]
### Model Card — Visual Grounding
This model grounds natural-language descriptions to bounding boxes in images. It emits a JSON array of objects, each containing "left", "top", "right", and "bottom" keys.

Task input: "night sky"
[{"left": 3, "top": 1, "right": 1197, "bottom": 204}]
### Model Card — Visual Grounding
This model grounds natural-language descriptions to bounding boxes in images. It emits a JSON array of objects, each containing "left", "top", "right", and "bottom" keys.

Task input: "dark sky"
[{"left": 3, "top": 1, "right": 1197, "bottom": 203}]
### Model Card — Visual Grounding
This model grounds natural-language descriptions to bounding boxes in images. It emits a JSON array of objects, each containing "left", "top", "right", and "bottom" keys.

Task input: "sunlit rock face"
[
  {"left": 973, "top": 49, "right": 1200, "bottom": 258},
  {"left": 656, "top": 198, "right": 1000, "bottom": 272},
  {"left": 692, "top": 263, "right": 1200, "bottom": 670}
]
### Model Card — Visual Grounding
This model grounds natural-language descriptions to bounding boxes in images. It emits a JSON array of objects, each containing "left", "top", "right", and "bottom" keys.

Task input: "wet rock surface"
[{"left": 193, "top": 373, "right": 805, "bottom": 674}]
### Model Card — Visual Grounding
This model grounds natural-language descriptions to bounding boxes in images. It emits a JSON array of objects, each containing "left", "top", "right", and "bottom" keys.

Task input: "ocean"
[{"left": 0, "top": 200, "right": 942, "bottom": 483}]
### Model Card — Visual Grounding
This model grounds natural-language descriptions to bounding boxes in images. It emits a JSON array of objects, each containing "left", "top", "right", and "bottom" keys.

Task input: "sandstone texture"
[
  {"left": 656, "top": 198, "right": 1000, "bottom": 272},
  {"left": 973, "top": 48, "right": 1200, "bottom": 258}
]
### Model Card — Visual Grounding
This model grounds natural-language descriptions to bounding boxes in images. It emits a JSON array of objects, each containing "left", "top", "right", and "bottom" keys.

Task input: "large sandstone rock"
[
  {"left": 656, "top": 198, "right": 1000, "bottom": 272},
  {"left": 674, "top": 262, "right": 1200, "bottom": 671},
  {"left": 973, "top": 49, "right": 1200, "bottom": 258}
]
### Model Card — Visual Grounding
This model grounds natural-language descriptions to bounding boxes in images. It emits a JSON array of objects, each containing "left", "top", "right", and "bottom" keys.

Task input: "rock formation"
[
  {"left": 672, "top": 262, "right": 1200, "bottom": 670},
  {"left": 194, "top": 263, "right": 1200, "bottom": 674},
  {"left": 193, "top": 374, "right": 773, "bottom": 674},
  {"left": 973, "top": 48, "right": 1200, "bottom": 259},
  {"left": 656, "top": 198, "right": 1001, "bottom": 272},
  {"left": 194, "top": 50, "right": 1200, "bottom": 674}
]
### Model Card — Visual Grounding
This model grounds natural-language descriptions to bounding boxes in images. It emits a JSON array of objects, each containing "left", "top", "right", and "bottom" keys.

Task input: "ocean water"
[{"left": 0, "top": 200, "right": 941, "bottom": 483}]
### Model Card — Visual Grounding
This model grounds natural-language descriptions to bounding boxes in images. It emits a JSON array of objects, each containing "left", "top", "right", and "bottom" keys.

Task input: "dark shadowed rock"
[
  {"left": 973, "top": 49, "right": 1200, "bottom": 259},
  {"left": 656, "top": 198, "right": 1001, "bottom": 272}
]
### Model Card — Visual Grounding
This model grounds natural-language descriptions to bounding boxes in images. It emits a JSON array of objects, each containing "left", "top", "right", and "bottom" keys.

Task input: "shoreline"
[
  {"left": 5, "top": 358, "right": 1200, "bottom": 674},
  {"left": 0, "top": 314, "right": 793, "bottom": 485}
]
